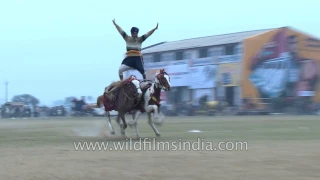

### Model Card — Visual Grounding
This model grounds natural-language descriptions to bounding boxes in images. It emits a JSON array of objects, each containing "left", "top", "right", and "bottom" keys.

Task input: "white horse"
[{"left": 128, "top": 69, "right": 171, "bottom": 137}]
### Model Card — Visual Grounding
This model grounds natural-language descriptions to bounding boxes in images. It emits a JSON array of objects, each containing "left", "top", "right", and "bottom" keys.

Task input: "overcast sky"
[{"left": 0, "top": 0, "right": 319, "bottom": 105}]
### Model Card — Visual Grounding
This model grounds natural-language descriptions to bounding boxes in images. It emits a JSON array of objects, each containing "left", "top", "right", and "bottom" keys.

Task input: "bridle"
[
  {"left": 148, "top": 73, "right": 168, "bottom": 106},
  {"left": 154, "top": 72, "right": 170, "bottom": 90}
]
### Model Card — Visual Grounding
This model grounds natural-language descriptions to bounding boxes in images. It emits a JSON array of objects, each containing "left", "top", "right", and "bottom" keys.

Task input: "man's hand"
[
  {"left": 155, "top": 23, "right": 158, "bottom": 30},
  {"left": 112, "top": 19, "right": 116, "bottom": 25}
]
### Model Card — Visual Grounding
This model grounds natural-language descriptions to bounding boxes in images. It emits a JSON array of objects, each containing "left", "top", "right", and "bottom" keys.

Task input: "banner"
[
  {"left": 217, "top": 63, "right": 241, "bottom": 86},
  {"left": 189, "top": 65, "right": 217, "bottom": 89},
  {"left": 243, "top": 27, "right": 320, "bottom": 103},
  {"left": 147, "top": 65, "right": 189, "bottom": 87},
  {"left": 189, "top": 57, "right": 216, "bottom": 66},
  {"left": 217, "top": 54, "right": 241, "bottom": 64},
  {"left": 165, "top": 64, "right": 189, "bottom": 87}
]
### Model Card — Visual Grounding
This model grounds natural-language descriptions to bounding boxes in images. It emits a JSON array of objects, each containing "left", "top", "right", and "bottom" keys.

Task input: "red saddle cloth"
[
  {"left": 102, "top": 93, "right": 116, "bottom": 111},
  {"left": 102, "top": 78, "right": 138, "bottom": 112}
]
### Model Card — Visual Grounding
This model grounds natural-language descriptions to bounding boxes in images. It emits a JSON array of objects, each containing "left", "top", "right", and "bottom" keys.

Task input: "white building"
[{"left": 134, "top": 28, "right": 274, "bottom": 106}]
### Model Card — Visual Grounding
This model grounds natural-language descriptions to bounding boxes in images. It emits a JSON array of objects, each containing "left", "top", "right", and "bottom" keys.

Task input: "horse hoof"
[
  {"left": 154, "top": 121, "right": 163, "bottom": 126},
  {"left": 156, "top": 133, "right": 161, "bottom": 137},
  {"left": 121, "top": 124, "right": 127, "bottom": 129},
  {"left": 110, "top": 131, "right": 116, "bottom": 135},
  {"left": 128, "top": 121, "right": 136, "bottom": 128}
]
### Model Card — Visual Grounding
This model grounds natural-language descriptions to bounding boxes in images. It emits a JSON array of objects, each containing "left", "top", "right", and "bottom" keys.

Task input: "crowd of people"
[
  {"left": 0, "top": 102, "right": 67, "bottom": 119},
  {"left": 0, "top": 96, "right": 108, "bottom": 119}
]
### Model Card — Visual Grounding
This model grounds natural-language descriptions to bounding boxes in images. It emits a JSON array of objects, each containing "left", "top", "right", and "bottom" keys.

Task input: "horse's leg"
[
  {"left": 129, "top": 110, "right": 141, "bottom": 126},
  {"left": 158, "top": 107, "right": 165, "bottom": 120},
  {"left": 147, "top": 112, "right": 161, "bottom": 137},
  {"left": 155, "top": 105, "right": 165, "bottom": 124},
  {"left": 106, "top": 111, "right": 116, "bottom": 135},
  {"left": 147, "top": 105, "right": 164, "bottom": 125},
  {"left": 149, "top": 105, "right": 159, "bottom": 119},
  {"left": 131, "top": 110, "right": 135, "bottom": 120},
  {"left": 118, "top": 112, "right": 127, "bottom": 136},
  {"left": 128, "top": 110, "right": 136, "bottom": 126},
  {"left": 114, "top": 114, "right": 123, "bottom": 134},
  {"left": 130, "top": 111, "right": 142, "bottom": 138}
]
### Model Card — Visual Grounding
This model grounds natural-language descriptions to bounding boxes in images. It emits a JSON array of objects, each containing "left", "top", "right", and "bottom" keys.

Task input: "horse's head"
[{"left": 155, "top": 69, "right": 171, "bottom": 91}]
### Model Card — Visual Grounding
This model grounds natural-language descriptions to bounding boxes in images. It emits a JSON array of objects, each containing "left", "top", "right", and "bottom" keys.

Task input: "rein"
[{"left": 123, "top": 81, "right": 140, "bottom": 107}]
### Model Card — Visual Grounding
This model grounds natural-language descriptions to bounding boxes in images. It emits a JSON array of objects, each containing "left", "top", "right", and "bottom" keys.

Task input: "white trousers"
[{"left": 118, "top": 64, "right": 133, "bottom": 76}]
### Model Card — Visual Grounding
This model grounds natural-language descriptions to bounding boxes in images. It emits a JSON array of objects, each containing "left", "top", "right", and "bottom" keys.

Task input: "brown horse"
[
  {"left": 96, "top": 77, "right": 141, "bottom": 136},
  {"left": 128, "top": 69, "right": 171, "bottom": 137}
]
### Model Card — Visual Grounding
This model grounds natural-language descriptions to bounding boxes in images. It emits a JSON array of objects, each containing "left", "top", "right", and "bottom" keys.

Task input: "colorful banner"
[
  {"left": 242, "top": 27, "right": 320, "bottom": 103},
  {"left": 147, "top": 64, "right": 189, "bottom": 87},
  {"left": 217, "top": 63, "right": 241, "bottom": 86}
]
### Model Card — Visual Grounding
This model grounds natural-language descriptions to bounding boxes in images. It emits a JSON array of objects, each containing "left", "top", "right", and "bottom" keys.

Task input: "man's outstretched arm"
[
  {"left": 113, "top": 19, "right": 128, "bottom": 40},
  {"left": 141, "top": 23, "right": 158, "bottom": 42}
]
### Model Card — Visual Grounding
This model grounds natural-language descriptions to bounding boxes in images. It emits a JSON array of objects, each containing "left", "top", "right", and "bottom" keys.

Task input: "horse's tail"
[{"left": 96, "top": 95, "right": 103, "bottom": 108}]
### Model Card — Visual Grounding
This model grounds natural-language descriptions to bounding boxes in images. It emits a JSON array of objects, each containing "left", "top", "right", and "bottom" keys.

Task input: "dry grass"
[{"left": 0, "top": 115, "right": 320, "bottom": 180}]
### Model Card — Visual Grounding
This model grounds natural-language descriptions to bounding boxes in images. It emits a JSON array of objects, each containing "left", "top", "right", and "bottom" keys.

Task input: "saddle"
[
  {"left": 102, "top": 90, "right": 118, "bottom": 111},
  {"left": 105, "top": 81, "right": 122, "bottom": 94},
  {"left": 102, "top": 80, "right": 124, "bottom": 111},
  {"left": 102, "top": 78, "right": 141, "bottom": 112}
]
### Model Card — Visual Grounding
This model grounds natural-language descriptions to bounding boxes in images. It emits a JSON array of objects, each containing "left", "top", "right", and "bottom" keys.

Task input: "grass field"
[{"left": 0, "top": 115, "right": 320, "bottom": 180}]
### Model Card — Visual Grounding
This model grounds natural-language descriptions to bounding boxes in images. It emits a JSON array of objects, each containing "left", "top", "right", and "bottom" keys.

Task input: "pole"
[{"left": 5, "top": 81, "right": 8, "bottom": 103}]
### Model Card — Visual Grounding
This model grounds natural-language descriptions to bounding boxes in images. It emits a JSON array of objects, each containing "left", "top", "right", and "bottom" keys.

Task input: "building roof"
[
  {"left": 142, "top": 28, "right": 276, "bottom": 54},
  {"left": 142, "top": 41, "right": 167, "bottom": 50}
]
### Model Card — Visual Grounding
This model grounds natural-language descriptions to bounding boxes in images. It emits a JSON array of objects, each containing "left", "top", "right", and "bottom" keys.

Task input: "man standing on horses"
[{"left": 113, "top": 19, "right": 158, "bottom": 81}]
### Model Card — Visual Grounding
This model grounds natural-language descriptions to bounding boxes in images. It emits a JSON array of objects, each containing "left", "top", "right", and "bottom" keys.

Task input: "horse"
[
  {"left": 128, "top": 69, "right": 171, "bottom": 137},
  {"left": 96, "top": 76, "right": 142, "bottom": 136}
]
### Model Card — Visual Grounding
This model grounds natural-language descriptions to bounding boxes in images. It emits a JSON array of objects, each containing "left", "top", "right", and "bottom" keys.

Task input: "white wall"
[
  {"left": 143, "top": 54, "right": 153, "bottom": 64},
  {"left": 234, "top": 86, "right": 241, "bottom": 106},
  {"left": 217, "top": 86, "right": 225, "bottom": 99},
  {"left": 181, "top": 88, "right": 191, "bottom": 101}
]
